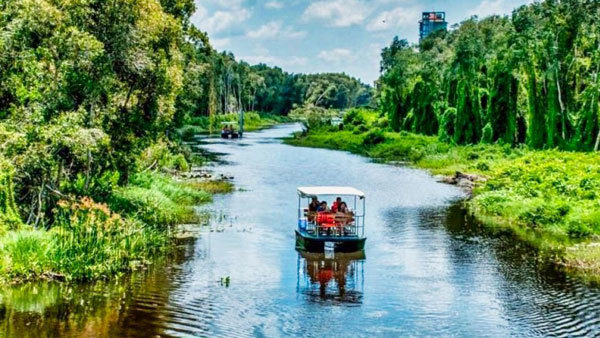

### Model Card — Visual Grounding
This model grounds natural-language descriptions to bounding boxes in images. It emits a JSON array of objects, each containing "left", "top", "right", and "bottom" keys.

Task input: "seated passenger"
[
  {"left": 337, "top": 202, "right": 353, "bottom": 215},
  {"left": 307, "top": 197, "right": 319, "bottom": 222},
  {"left": 331, "top": 197, "right": 342, "bottom": 213},
  {"left": 308, "top": 197, "right": 320, "bottom": 212},
  {"left": 335, "top": 202, "right": 354, "bottom": 223},
  {"left": 317, "top": 201, "right": 330, "bottom": 213}
]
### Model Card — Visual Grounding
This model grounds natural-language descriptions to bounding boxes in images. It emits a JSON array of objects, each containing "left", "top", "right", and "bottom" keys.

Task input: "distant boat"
[
  {"left": 220, "top": 121, "right": 241, "bottom": 139},
  {"left": 295, "top": 186, "right": 367, "bottom": 252}
]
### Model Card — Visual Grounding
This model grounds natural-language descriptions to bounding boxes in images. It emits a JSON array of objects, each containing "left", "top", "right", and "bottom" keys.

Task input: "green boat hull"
[{"left": 295, "top": 230, "right": 366, "bottom": 253}]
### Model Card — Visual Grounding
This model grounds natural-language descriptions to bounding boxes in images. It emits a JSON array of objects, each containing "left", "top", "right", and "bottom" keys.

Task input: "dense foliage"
[
  {"left": 0, "top": 0, "right": 370, "bottom": 281},
  {"left": 378, "top": 0, "right": 600, "bottom": 151},
  {"left": 288, "top": 108, "right": 600, "bottom": 276}
]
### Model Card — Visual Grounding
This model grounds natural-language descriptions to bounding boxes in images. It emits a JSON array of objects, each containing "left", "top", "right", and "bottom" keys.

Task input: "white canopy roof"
[{"left": 297, "top": 186, "right": 365, "bottom": 198}]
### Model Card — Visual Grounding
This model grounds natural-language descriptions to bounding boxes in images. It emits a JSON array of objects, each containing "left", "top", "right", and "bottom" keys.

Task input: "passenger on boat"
[
  {"left": 307, "top": 197, "right": 319, "bottom": 222},
  {"left": 335, "top": 202, "right": 354, "bottom": 221},
  {"left": 336, "top": 202, "right": 355, "bottom": 235},
  {"left": 338, "top": 202, "right": 352, "bottom": 215},
  {"left": 317, "top": 201, "right": 330, "bottom": 212},
  {"left": 308, "top": 197, "right": 320, "bottom": 212},
  {"left": 331, "top": 197, "right": 342, "bottom": 212}
]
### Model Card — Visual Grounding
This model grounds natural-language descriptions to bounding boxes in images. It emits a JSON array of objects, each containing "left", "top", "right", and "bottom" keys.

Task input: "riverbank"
[
  {"left": 178, "top": 112, "right": 292, "bottom": 140},
  {"left": 286, "top": 126, "right": 600, "bottom": 281},
  {"left": 0, "top": 147, "right": 233, "bottom": 284}
]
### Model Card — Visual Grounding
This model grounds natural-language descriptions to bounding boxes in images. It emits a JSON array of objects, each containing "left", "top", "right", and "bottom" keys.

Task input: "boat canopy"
[{"left": 297, "top": 186, "right": 365, "bottom": 198}]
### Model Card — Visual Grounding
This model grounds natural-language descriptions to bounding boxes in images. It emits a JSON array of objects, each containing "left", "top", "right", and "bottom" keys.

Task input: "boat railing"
[{"left": 298, "top": 210, "right": 365, "bottom": 238}]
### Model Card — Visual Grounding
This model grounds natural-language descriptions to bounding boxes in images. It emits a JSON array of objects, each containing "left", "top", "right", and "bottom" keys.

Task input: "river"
[{"left": 1, "top": 124, "right": 599, "bottom": 337}]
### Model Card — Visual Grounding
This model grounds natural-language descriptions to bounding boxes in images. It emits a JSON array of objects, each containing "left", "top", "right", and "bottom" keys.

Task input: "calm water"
[{"left": 1, "top": 124, "right": 599, "bottom": 337}]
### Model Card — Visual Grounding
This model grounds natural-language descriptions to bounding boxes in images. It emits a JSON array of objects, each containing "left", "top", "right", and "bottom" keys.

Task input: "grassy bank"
[
  {"left": 285, "top": 109, "right": 600, "bottom": 280},
  {"left": 178, "top": 112, "right": 291, "bottom": 140},
  {"left": 0, "top": 145, "right": 233, "bottom": 283}
]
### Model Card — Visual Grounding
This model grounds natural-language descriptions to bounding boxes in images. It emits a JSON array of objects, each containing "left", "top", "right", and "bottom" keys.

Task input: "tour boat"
[
  {"left": 220, "top": 121, "right": 241, "bottom": 139},
  {"left": 295, "top": 186, "right": 366, "bottom": 252}
]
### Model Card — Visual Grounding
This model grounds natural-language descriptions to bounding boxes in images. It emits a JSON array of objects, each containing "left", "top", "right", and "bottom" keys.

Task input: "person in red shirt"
[{"left": 331, "top": 197, "right": 342, "bottom": 213}]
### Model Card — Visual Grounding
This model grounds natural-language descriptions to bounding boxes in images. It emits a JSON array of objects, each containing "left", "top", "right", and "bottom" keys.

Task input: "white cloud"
[
  {"left": 247, "top": 21, "right": 306, "bottom": 39},
  {"left": 366, "top": 6, "right": 420, "bottom": 31},
  {"left": 468, "top": 0, "right": 514, "bottom": 18},
  {"left": 240, "top": 54, "right": 308, "bottom": 67},
  {"left": 192, "top": 7, "right": 251, "bottom": 34},
  {"left": 303, "top": 0, "right": 369, "bottom": 27},
  {"left": 201, "top": 0, "right": 246, "bottom": 8},
  {"left": 265, "top": 1, "right": 283, "bottom": 9},
  {"left": 318, "top": 48, "right": 352, "bottom": 63},
  {"left": 211, "top": 38, "right": 231, "bottom": 50}
]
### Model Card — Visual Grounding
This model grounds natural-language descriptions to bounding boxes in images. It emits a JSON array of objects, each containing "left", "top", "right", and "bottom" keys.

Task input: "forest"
[
  {"left": 0, "top": 0, "right": 370, "bottom": 281},
  {"left": 378, "top": 0, "right": 600, "bottom": 151},
  {"left": 289, "top": 0, "right": 600, "bottom": 278}
]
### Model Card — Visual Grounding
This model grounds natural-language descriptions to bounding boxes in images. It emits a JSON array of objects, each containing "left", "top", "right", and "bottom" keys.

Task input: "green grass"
[
  {"left": 286, "top": 119, "right": 600, "bottom": 279},
  {"left": 188, "top": 180, "right": 235, "bottom": 194},
  {"left": 0, "top": 170, "right": 230, "bottom": 283}
]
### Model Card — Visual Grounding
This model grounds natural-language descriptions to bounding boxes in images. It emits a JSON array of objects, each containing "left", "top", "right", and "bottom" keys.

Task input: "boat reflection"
[{"left": 296, "top": 250, "right": 365, "bottom": 304}]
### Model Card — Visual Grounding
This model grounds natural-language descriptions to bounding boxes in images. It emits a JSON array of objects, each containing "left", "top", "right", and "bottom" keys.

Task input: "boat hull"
[
  {"left": 295, "top": 230, "right": 366, "bottom": 253},
  {"left": 221, "top": 132, "right": 239, "bottom": 139}
]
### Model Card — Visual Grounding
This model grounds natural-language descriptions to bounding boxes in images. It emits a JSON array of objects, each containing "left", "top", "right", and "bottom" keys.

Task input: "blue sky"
[{"left": 191, "top": 0, "right": 532, "bottom": 85}]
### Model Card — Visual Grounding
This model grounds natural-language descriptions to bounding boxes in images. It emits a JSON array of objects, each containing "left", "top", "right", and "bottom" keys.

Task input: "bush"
[
  {"left": 0, "top": 230, "right": 52, "bottom": 279},
  {"left": 375, "top": 116, "right": 389, "bottom": 128},
  {"left": 568, "top": 222, "right": 594, "bottom": 239},
  {"left": 0, "top": 157, "right": 23, "bottom": 232},
  {"left": 362, "top": 128, "right": 386, "bottom": 146},
  {"left": 136, "top": 140, "right": 190, "bottom": 173},
  {"left": 481, "top": 123, "right": 493, "bottom": 144},
  {"left": 111, "top": 186, "right": 191, "bottom": 227},
  {"left": 519, "top": 201, "right": 570, "bottom": 227},
  {"left": 111, "top": 173, "right": 211, "bottom": 227},
  {"left": 60, "top": 171, "right": 120, "bottom": 203},
  {"left": 130, "top": 173, "right": 211, "bottom": 205},
  {"left": 51, "top": 198, "right": 167, "bottom": 280},
  {"left": 177, "top": 125, "right": 204, "bottom": 140},
  {"left": 354, "top": 124, "right": 368, "bottom": 133}
]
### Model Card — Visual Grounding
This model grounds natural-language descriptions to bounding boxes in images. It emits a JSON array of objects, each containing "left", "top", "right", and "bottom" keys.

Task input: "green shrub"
[
  {"left": 568, "top": 222, "right": 594, "bottom": 239},
  {"left": 111, "top": 186, "right": 189, "bottom": 227},
  {"left": 519, "top": 201, "right": 570, "bottom": 227},
  {"left": 130, "top": 173, "right": 211, "bottom": 205},
  {"left": 476, "top": 161, "right": 490, "bottom": 171},
  {"left": 0, "top": 157, "right": 23, "bottom": 232},
  {"left": 60, "top": 171, "right": 120, "bottom": 202},
  {"left": 50, "top": 198, "right": 168, "bottom": 280},
  {"left": 362, "top": 128, "right": 386, "bottom": 146},
  {"left": 0, "top": 230, "right": 52, "bottom": 279},
  {"left": 481, "top": 123, "right": 493, "bottom": 144},
  {"left": 177, "top": 125, "right": 204, "bottom": 140},
  {"left": 375, "top": 116, "right": 389, "bottom": 128},
  {"left": 136, "top": 140, "right": 190, "bottom": 172},
  {"left": 354, "top": 124, "right": 368, "bottom": 133}
]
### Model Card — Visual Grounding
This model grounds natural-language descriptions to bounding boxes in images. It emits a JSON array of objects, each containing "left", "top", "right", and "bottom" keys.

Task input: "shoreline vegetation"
[
  {"left": 1, "top": 0, "right": 365, "bottom": 286},
  {"left": 286, "top": 108, "right": 600, "bottom": 281},
  {"left": 178, "top": 112, "right": 292, "bottom": 140},
  {"left": 0, "top": 141, "right": 233, "bottom": 283},
  {"left": 0, "top": 109, "right": 285, "bottom": 284}
]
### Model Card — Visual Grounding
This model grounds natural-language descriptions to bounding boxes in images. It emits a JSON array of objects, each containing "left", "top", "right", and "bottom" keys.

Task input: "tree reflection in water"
[{"left": 297, "top": 250, "right": 365, "bottom": 304}]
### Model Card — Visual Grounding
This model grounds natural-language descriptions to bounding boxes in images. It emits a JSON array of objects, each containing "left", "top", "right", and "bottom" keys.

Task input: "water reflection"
[
  {"left": 297, "top": 251, "right": 365, "bottom": 305},
  {"left": 0, "top": 240, "right": 195, "bottom": 338}
]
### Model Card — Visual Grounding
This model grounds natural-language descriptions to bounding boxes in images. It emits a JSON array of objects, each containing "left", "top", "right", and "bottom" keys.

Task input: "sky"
[{"left": 191, "top": 0, "right": 532, "bottom": 85}]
